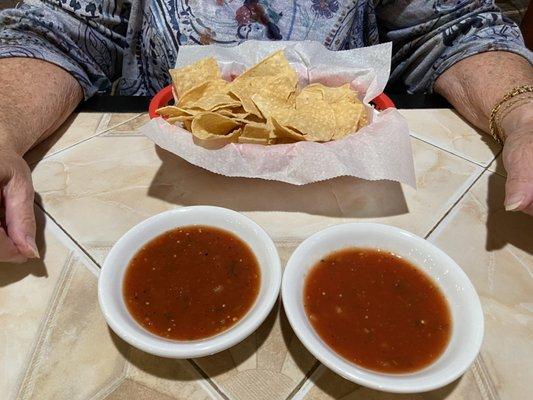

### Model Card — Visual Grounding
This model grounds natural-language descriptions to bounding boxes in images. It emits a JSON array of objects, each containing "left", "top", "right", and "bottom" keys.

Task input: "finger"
[
  {"left": 504, "top": 174, "right": 533, "bottom": 212},
  {"left": 503, "top": 133, "right": 533, "bottom": 212},
  {"left": 0, "top": 227, "right": 28, "bottom": 264},
  {"left": 3, "top": 171, "right": 39, "bottom": 258}
]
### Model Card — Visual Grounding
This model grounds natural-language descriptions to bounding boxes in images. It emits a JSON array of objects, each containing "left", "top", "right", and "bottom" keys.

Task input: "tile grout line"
[
  {"left": 94, "top": 113, "right": 144, "bottom": 136},
  {"left": 35, "top": 203, "right": 228, "bottom": 399},
  {"left": 289, "top": 364, "right": 328, "bottom": 400},
  {"left": 424, "top": 171, "right": 484, "bottom": 240},
  {"left": 286, "top": 361, "right": 322, "bottom": 400},
  {"left": 28, "top": 113, "right": 144, "bottom": 167},
  {"left": 35, "top": 202, "right": 102, "bottom": 268},
  {"left": 188, "top": 359, "right": 231, "bottom": 400},
  {"left": 409, "top": 131, "right": 499, "bottom": 169},
  {"left": 16, "top": 253, "right": 78, "bottom": 400},
  {"left": 29, "top": 126, "right": 504, "bottom": 399},
  {"left": 424, "top": 148, "right": 501, "bottom": 240}
]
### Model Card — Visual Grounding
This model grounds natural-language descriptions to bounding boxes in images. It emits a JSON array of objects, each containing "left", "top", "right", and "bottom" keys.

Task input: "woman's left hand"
[{"left": 501, "top": 107, "right": 533, "bottom": 215}]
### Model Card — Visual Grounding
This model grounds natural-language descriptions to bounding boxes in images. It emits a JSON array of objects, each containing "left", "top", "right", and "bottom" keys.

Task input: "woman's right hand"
[
  {"left": 501, "top": 104, "right": 533, "bottom": 215},
  {"left": 0, "top": 148, "right": 39, "bottom": 263}
]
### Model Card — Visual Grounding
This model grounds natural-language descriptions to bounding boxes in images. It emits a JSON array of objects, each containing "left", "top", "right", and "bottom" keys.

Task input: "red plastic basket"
[{"left": 149, "top": 85, "right": 395, "bottom": 119}]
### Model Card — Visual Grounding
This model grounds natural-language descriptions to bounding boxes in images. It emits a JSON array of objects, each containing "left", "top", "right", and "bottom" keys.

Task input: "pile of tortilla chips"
[{"left": 156, "top": 51, "right": 367, "bottom": 148}]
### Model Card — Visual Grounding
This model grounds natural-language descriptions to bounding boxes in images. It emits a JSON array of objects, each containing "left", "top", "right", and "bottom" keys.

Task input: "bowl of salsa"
[
  {"left": 98, "top": 206, "right": 281, "bottom": 358},
  {"left": 282, "top": 223, "right": 483, "bottom": 393}
]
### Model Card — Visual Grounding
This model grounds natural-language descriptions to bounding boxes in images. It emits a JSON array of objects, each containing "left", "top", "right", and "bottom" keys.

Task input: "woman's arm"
[
  {"left": 0, "top": 0, "right": 131, "bottom": 262},
  {"left": 435, "top": 51, "right": 533, "bottom": 213},
  {"left": 0, "top": 58, "right": 82, "bottom": 263},
  {"left": 376, "top": 0, "right": 533, "bottom": 214}
]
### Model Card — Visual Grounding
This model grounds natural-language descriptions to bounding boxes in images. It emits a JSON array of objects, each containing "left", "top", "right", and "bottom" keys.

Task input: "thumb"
[
  {"left": 503, "top": 134, "right": 533, "bottom": 213},
  {"left": 3, "top": 167, "right": 39, "bottom": 259},
  {"left": 0, "top": 227, "right": 28, "bottom": 264},
  {"left": 504, "top": 173, "right": 533, "bottom": 212}
]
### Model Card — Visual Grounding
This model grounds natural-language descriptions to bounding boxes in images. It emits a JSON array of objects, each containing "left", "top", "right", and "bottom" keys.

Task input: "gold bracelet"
[
  {"left": 494, "top": 93, "right": 533, "bottom": 138},
  {"left": 489, "top": 84, "right": 533, "bottom": 144}
]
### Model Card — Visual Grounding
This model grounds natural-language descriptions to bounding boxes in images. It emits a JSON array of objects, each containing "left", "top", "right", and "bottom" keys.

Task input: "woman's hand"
[
  {"left": 0, "top": 148, "right": 39, "bottom": 263},
  {"left": 501, "top": 107, "right": 533, "bottom": 215}
]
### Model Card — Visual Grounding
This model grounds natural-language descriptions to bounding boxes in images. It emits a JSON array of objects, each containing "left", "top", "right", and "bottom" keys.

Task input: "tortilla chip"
[
  {"left": 358, "top": 108, "right": 369, "bottom": 129},
  {"left": 271, "top": 117, "right": 305, "bottom": 143},
  {"left": 156, "top": 106, "right": 201, "bottom": 118},
  {"left": 191, "top": 112, "right": 241, "bottom": 139},
  {"left": 193, "top": 93, "right": 241, "bottom": 112},
  {"left": 169, "top": 57, "right": 221, "bottom": 97},
  {"left": 229, "top": 52, "right": 298, "bottom": 117},
  {"left": 157, "top": 50, "right": 369, "bottom": 147},
  {"left": 278, "top": 95, "right": 336, "bottom": 141},
  {"left": 240, "top": 123, "right": 272, "bottom": 141},
  {"left": 251, "top": 90, "right": 295, "bottom": 122},
  {"left": 217, "top": 109, "right": 250, "bottom": 119},
  {"left": 331, "top": 101, "right": 365, "bottom": 140},
  {"left": 237, "top": 135, "right": 270, "bottom": 145},
  {"left": 304, "top": 83, "right": 357, "bottom": 103},
  {"left": 193, "top": 127, "right": 242, "bottom": 149},
  {"left": 166, "top": 115, "right": 194, "bottom": 130},
  {"left": 190, "top": 112, "right": 242, "bottom": 149},
  {"left": 236, "top": 50, "right": 297, "bottom": 81},
  {"left": 177, "top": 79, "right": 229, "bottom": 109}
]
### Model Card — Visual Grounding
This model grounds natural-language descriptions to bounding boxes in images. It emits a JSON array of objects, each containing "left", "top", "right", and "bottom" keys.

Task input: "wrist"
[{"left": 500, "top": 101, "right": 533, "bottom": 138}]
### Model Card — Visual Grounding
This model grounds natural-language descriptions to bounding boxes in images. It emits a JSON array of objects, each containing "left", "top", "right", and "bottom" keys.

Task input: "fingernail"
[
  {"left": 26, "top": 236, "right": 40, "bottom": 258},
  {"left": 505, "top": 193, "right": 525, "bottom": 211}
]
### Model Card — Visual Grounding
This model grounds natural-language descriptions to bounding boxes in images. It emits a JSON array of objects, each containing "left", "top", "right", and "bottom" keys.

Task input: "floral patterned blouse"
[{"left": 1, "top": 0, "right": 530, "bottom": 99}]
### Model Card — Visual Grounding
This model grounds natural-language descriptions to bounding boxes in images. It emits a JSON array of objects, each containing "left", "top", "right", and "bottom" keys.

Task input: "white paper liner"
[{"left": 139, "top": 41, "right": 415, "bottom": 187}]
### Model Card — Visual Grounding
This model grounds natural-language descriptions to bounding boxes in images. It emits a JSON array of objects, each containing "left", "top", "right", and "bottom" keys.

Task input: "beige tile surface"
[
  {"left": 0, "top": 211, "right": 69, "bottom": 399},
  {"left": 400, "top": 109, "right": 500, "bottom": 166},
  {"left": 102, "top": 113, "right": 150, "bottom": 136},
  {"left": 292, "top": 173, "right": 532, "bottom": 400},
  {"left": 123, "top": 348, "right": 220, "bottom": 400},
  {"left": 17, "top": 257, "right": 127, "bottom": 400},
  {"left": 105, "top": 379, "right": 178, "bottom": 400},
  {"left": 98, "top": 113, "right": 144, "bottom": 134},
  {"left": 0, "top": 211, "right": 217, "bottom": 400},
  {"left": 192, "top": 242, "right": 317, "bottom": 400},
  {"left": 296, "top": 362, "right": 489, "bottom": 400},
  {"left": 25, "top": 113, "right": 103, "bottom": 165},
  {"left": 54, "top": 240, "right": 317, "bottom": 399},
  {"left": 11, "top": 111, "right": 532, "bottom": 399},
  {"left": 25, "top": 112, "right": 144, "bottom": 164},
  {"left": 31, "top": 133, "right": 481, "bottom": 262},
  {"left": 429, "top": 171, "right": 533, "bottom": 400},
  {"left": 15, "top": 251, "right": 218, "bottom": 400}
]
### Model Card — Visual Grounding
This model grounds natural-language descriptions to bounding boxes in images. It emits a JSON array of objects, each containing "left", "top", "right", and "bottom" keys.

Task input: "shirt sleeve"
[
  {"left": 0, "top": 0, "right": 131, "bottom": 99},
  {"left": 376, "top": 0, "right": 533, "bottom": 93}
]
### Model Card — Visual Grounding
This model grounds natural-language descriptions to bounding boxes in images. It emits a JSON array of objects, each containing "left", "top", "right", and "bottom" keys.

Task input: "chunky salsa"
[
  {"left": 304, "top": 248, "right": 451, "bottom": 373},
  {"left": 123, "top": 225, "right": 260, "bottom": 340}
]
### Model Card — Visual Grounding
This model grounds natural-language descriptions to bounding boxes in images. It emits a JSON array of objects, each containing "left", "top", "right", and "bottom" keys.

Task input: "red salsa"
[
  {"left": 304, "top": 248, "right": 451, "bottom": 373},
  {"left": 123, "top": 226, "right": 260, "bottom": 340}
]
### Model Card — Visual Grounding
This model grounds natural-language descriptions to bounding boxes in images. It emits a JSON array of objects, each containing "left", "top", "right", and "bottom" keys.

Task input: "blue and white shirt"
[{"left": 1, "top": 0, "right": 530, "bottom": 99}]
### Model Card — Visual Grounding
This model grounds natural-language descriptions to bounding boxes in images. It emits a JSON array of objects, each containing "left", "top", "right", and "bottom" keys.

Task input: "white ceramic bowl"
[
  {"left": 282, "top": 223, "right": 484, "bottom": 393},
  {"left": 98, "top": 206, "right": 281, "bottom": 358}
]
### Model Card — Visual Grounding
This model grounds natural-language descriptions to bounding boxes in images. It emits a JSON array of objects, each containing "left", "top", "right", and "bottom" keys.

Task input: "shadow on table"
[
  {"left": 109, "top": 301, "right": 278, "bottom": 380},
  {"left": 279, "top": 302, "right": 321, "bottom": 377},
  {"left": 307, "top": 365, "right": 461, "bottom": 399},
  {"left": 109, "top": 327, "right": 211, "bottom": 382},
  {"left": 484, "top": 161, "right": 533, "bottom": 255},
  {"left": 25, "top": 113, "right": 78, "bottom": 165},
  {"left": 148, "top": 147, "right": 408, "bottom": 218},
  {"left": 192, "top": 299, "right": 278, "bottom": 377},
  {"left": 0, "top": 197, "right": 48, "bottom": 287}
]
